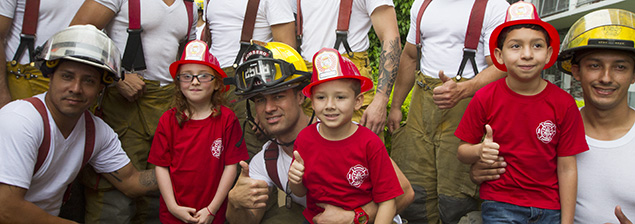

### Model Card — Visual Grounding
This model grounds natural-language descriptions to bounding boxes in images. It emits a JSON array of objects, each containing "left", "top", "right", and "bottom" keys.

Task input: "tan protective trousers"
[
  {"left": 391, "top": 72, "right": 480, "bottom": 224},
  {"left": 82, "top": 79, "right": 174, "bottom": 224}
]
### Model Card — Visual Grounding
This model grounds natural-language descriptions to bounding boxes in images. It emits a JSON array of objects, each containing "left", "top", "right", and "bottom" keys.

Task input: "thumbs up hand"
[
  {"left": 288, "top": 151, "right": 305, "bottom": 185},
  {"left": 480, "top": 124, "right": 500, "bottom": 164},
  {"left": 227, "top": 161, "right": 270, "bottom": 209},
  {"left": 433, "top": 70, "right": 462, "bottom": 109},
  {"left": 239, "top": 160, "right": 250, "bottom": 178}
]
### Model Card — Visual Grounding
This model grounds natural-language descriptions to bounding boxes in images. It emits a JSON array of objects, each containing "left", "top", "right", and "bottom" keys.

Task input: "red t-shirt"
[
  {"left": 455, "top": 79, "right": 588, "bottom": 209},
  {"left": 148, "top": 106, "right": 249, "bottom": 224},
  {"left": 294, "top": 123, "right": 403, "bottom": 223}
]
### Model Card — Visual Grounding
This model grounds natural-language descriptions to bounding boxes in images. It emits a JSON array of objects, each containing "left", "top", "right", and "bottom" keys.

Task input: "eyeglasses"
[{"left": 177, "top": 73, "right": 216, "bottom": 83}]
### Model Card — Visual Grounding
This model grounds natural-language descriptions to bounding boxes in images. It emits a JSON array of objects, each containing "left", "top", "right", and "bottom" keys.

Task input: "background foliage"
[{"left": 368, "top": 0, "right": 415, "bottom": 151}]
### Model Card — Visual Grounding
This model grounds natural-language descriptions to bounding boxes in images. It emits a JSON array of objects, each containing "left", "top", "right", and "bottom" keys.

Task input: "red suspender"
[
  {"left": 240, "top": 0, "right": 262, "bottom": 45},
  {"left": 24, "top": 97, "right": 95, "bottom": 203},
  {"left": 415, "top": 0, "right": 488, "bottom": 78},
  {"left": 232, "top": 0, "right": 262, "bottom": 68},
  {"left": 457, "top": 0, "right": 489, "bottom": 80},
  {"left": 414, "top": 0, "right": 432, "bottom": 72},
  {"left": 296, "top": 0, "right": 354, "bottom": 56},
  {"left": 184, "top": 0, "right": 194, "bottom": 39},
  {"left": 24, "top": 97, "right": 95, "bottom": 175},
  {"left": 122, "top": 0, "right": 194, "bottom": 72},
  {"left": 122, "top": 0, "right": 146, "bottom": 71},
  {"left": 334, "top": 0, "right": 354, "bottom": 56},
  {"left": 23, "top": 97, "right": 50, "bottom": 174},
  {"left": 13, "top": 0, "right": 40, "bottom": 62},
  {"left": 296, "top": 0, "right": 302, "bottom": 37},
  {"left": 264, "top": 142, "right": 284, "bottom": 190}
]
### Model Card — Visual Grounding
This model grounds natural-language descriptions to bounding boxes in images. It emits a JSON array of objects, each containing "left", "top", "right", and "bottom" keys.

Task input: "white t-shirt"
[
  {"left": 249, "top": 141, "right": 307, "bottom": 207},
  {"left": 0, "top": 0, "right": 84, "bottom": 64},
  {"left": 299, "top": 0, "right": 393, "bottom": 60},
  {"left": 206, "top": 0, "right": 294, "bottom": 68},
  {"left": 406, "top": 0, "right": 508, "bottom": 79},
  {"left": 0, "top": 94, "right": 130, "bottom": 215},
  {"left": 575, "top": 115, "right": 635, "bottom": 223},
  {"left": 94, "top": 0, "right": 197, "bottom": 85}
]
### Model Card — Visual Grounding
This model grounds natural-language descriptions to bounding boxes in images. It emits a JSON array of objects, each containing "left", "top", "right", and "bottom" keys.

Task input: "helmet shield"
[{"left": 37, "top": 25, "right": 121, "bottom": 82}]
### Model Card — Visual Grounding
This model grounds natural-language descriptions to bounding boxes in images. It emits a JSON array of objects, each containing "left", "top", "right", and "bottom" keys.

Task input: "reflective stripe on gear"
[
  {"left": 390, "top": 71, "right": 479, "bottom": 224},
  {"left": 6, "top": 62, "right": 49, "bottom": 100}
]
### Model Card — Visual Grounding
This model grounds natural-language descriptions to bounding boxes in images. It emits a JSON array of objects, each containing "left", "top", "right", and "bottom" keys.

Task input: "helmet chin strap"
[{"left": 235, "top": 100, "right": 315, "bottom": 148}]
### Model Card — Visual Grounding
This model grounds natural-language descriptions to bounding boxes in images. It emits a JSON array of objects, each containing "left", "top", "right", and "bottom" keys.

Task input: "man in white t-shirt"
[
  {"left": 207, "top": 0, "right": 296, "bottom": 157},
  {"left": 225, "top": 42, "right": 414, "bottom": 224},
  {"left": 387, "top": 0, "right": 509, "bottom": 223},
  {"left": 0, "top": 0, "right": 84, "bottom": 108},
  {"left": 471, "top": 9, "right": 635, "bottom": 224},
  {"left": 70, "top": 0, "right": 196, "bottom": 223},
  {"left": 0, "top": 25, "right": 158, "bottom": 224},
  {"left": 298, "top": 0, "right": 401, "bottom": 137}
]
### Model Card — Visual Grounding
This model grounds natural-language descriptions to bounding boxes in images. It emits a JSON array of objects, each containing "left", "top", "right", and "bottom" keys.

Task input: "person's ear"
[
  {"left": 296, "top": 90, "right": 305, "bottom": 105},
  {"left": 571, "top": 64, "right": 581, "bottom": 82},
  {"left": 494, "top": 48, "right": 504, "bottom": 66},
  {"left": 354, "top": 93, "right": 364, "bottom": 110}
]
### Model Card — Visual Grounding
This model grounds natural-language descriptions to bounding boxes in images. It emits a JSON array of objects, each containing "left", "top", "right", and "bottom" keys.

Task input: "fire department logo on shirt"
[
  {"left": 210, "top": 138, "right": 223, "bottom": 159},
  {"left": 347, "top": 164, "right": 369, "bottom": 188},
  {"left": 536, "top": 120, "right": 556, "bottom": 144}
]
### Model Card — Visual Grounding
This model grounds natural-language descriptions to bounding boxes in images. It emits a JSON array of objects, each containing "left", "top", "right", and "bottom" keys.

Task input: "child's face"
[
  {"left": 177, "top": 63, "right": 221, "bottom": 104},
  {"left": 495, "top": 28, "right": 553, "bottom": 82},
  {"left": 310, "top": 79, "right": 363, "bottom": 131}
]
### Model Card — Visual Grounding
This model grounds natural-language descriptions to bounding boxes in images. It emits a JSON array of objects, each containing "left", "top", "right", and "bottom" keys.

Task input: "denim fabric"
[{"left": 481, "top": 200, "right": 560, "bottom": 224}]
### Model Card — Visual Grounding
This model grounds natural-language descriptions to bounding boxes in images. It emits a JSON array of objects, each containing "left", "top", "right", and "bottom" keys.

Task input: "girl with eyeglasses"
[{"left": 148, "top": 40, "right": 249, "bottom": 224}]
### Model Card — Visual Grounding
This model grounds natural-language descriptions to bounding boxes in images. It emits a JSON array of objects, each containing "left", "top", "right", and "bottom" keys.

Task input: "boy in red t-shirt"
[
  {"left": 454, "top": 2, "right": 588, "bottom": 224},
  {"left": 288, "top": 48, "right": 403, "bottom": 224}
]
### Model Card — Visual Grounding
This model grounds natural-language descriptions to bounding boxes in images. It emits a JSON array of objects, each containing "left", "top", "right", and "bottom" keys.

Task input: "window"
[
  {"left": 538, "top": 0, "right": 569, "bottom": 17},
  {"left": 576, "top": 0, "right": 602, "bottom": 7}
]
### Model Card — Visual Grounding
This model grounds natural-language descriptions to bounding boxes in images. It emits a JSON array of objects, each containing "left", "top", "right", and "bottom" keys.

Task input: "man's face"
[
  {"left": 252, "top": 88, "right": 305, "bottom": 137},
  {"left": 572, "top": 50, "right": 635, "bottom": 111},
  {"left": 46, "top": 60, "right": 104, "bottom": 119}
]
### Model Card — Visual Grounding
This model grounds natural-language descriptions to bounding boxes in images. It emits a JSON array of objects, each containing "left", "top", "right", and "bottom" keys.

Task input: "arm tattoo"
[
  {"left": 109, "top": 171, "right": 122, "bottom": 182},
  {"left": 377, "top": 37, "right": 401, "bottom": 97},
  {"left": 139, "top": 169, "right": 157, "bottom": 187}
]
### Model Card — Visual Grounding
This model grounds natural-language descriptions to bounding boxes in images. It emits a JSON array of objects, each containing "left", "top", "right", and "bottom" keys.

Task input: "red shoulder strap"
[
  {"left": 414, "top": 0, "right": 432, "bottom": 48},
  {"left": 264, "top": 142, "right": 283, "bottom": 190},
  {"left": 13, "top": 0, "right": 40, "bottom": 62},
  {"left": 24, "top": 98, "right": 95, "bottom": 175},
  {"left": 184, "top": 0, "right": 194, "bottom": 40},
  {"left": 82, "top": 111, "right": 95, "bottom": 168},
  {"left": 336, "top": 0, "right": 353, "bottom": 33},
  {"left": 23, "top": 97, "right": 50, "bottom": 175},
  {"left": 296, "top": 0, "right": 302, "bottom": 37},
  {"left": 240, "top": 0, "right": 262, "bottom": 44},
  {"left": 230, "top": 0, "right": 261, "bottom": 68},
  {"left": 415, "top": 0, "right": 488, "bottom": 76},
  {"left": 464, "top": 0, "right": 488, "bottom": 50},
  {"left": 333, "top": 0, "right": 354, "bottom": 56}
]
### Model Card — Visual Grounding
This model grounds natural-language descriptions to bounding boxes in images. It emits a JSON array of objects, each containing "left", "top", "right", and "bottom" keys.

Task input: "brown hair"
[
  {"left": 497, "top": 24, "right": 551, "bottom": 49},
  {"left": 172, "top": 71, "right": 227, "bottom": 127}
]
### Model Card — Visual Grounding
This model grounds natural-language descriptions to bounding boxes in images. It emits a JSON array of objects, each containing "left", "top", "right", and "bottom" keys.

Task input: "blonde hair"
[{"left": 172, "top": 71, "right": 227, "bottom": 127}]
